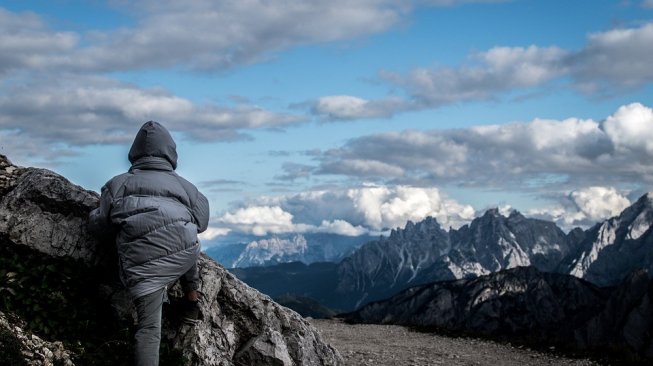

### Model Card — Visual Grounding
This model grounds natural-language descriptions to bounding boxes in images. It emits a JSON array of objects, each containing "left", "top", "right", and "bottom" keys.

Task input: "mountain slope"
[
  {"left": 563, "top": 193, "right": 653, "bottom": 286},
  {"left": 345, "top": 266, "right": 653, "bottom": 360},
  {"left": 333, "top": 210, "right": 576, "bottom": 310}
]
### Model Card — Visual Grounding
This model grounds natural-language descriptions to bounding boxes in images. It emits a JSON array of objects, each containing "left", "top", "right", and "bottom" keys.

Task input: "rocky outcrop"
[
  {"left": 562, "top": 193, "right": 653, "bottom": 286},
  {"left": 0, "top": 311, "right": 75, "bottom": 366},
  {"left": 0, "top": 154, "right": 343, "bottom": 366},
  {"left": 345, "top": 266, "right": 653, "bottom": 360}
]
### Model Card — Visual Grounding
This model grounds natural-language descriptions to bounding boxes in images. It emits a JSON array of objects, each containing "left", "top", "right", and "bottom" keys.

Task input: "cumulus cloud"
[
  {"left": 571, "top": 23, "right": 653, "bottom": 92},
  {"left": 527, "top": 186, "right": 631, "bottom": 229},
  {"left": 198, "top": 227, "right": 232, "bottom": 241},
  {"left": 215, "top": 185, "right": 476, "bottom": 236},
  {"left": 0, "top": 1, "right": 505, "bottom": 73},
  {"left": 0, "top": 75, "right": 304, "bottom": 161},
  {"left": 218, "top": 206, "right": 308, "bottom": 236},
  {"left": 313, "top": 103, "right": 653, "bottom": 188},
  {"left": 312, "top": 22, "right": 653, "bottom": 121},
  {"left": 385, "top": 45, "right": 567, "bottom": 105},
  {"left": 602, "top": 102, "right": 653, "bottom": 155},
  {"left": 0, "top": 3, "right": 396, "bottom": 72},
  {"left": 0, "top": 8, "right": 78, "bottom": 74},
  {"left": 215, "top": 205, "right": 369, "bottom": 236}
]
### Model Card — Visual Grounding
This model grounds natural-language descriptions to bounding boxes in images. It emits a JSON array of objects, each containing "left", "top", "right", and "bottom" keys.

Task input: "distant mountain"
[
  {"left": 229, "top": 261, "right": 340, "bottom": 309},
  {"left": 345, "top": 266, "right": 653, "bottom": 360},
  {"left": 274, "top": 294, "right": 337, "bottom": 319},
  {"left": 231, "top": 193, "right": 653, "bottom": 313},
  {"left": 206, "top": 233, "right": 373, "bottom": 268},
  {"left": 562, "top": 193, "right": 653, "bottom": 286},
  {"left": 335, "top": 210, "right": 577, "bottom": 309},
  {"left": 205, "top": 242, "right": 247, "bottom": 267}
]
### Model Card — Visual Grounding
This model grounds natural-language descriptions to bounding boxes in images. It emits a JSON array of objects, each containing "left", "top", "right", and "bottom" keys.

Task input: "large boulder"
[{"left": 0, "top": 154, "right": 343, "bottom": 366}]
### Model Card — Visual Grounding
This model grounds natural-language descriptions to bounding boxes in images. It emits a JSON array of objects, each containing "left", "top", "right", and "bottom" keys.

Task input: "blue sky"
[{"left": 1, "top": 0, "right": 653, "bottom": 241}]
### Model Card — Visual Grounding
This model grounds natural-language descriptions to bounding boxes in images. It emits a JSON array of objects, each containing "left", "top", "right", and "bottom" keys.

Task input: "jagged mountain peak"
[
  {"left": 389, "top": 216, "right": 444, "bottom": 239},
  {"left": 482, "top": 207, "right": 503, "bottom": 218},
  {"left": 564, "top": 191, "right": 653, "bottom": 286}
]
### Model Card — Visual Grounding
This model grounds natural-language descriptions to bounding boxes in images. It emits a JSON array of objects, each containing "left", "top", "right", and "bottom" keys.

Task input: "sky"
[{"left": 1, "top": 0, "right": 653, "bottom": 244}]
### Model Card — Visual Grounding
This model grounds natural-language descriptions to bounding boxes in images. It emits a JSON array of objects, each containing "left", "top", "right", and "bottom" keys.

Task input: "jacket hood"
[{"left": 128, "top": 121, "right": 178, "bottom": 169}]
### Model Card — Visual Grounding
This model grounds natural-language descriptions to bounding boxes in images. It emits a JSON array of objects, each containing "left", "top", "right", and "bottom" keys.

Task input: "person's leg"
[
  {"left": 180, "top": 263, "right": 200, "bottom": 323},
  {"left": 134, "top": 288, "right": 165, "bottom": 366},
  {"left": 180, "top": 262, "right": 199, "bottom": 297}
]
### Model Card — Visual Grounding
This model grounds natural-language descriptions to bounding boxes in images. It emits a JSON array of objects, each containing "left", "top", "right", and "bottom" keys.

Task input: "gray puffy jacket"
[{"left": 90, "top": 121, "right": 210, "bottom": 299}]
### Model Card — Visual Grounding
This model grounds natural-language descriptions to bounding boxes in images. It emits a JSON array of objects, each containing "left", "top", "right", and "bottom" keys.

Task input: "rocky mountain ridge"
[
  {"left": 0, "top": 154, "right": 343, "bottom": 365},
  {"left": 345, "top": 266, "right": 653, "bottom": 360},
  {"left": 234, "top": 192, "right": 653, "bottom": 314},
  {"left": 562, "top": 192, "right": 653, "bottom": 286}
]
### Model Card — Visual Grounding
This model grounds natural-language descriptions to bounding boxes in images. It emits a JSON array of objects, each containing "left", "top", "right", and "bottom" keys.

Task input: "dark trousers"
[
  {"left": 132, "top": 264, "right": 199, "bottom": 366},
  {"left": 134, "top": 287, "right": 166, "bottom": 366}
]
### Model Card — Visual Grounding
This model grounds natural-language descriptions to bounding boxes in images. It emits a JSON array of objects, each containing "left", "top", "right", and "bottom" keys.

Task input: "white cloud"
[
  {"left": 570, "top": 186, "right": 631, "bottom": 221},
  {"left": 315, "top": 220, "right": 369, "bottom": 236},
  {"left": 218, "top": 205, "right": 310, "bottom": 236},
  {"left": 603, "top": 102, "right": 653, "bottom": 155},
  {"left": 0, "top": 1, "right": 505, "bottom": 73},
  {"left": 643, "top": 0, "right": 653, "bottom": 8},
  {"left": 199, "top": 227, "right": 231, "bottom": 241},
  {"left": 527, "top": 186, "right": 631, "bottom": 230},
  {"left": 217, "top": 185, "right": 476, "bottom": 236},
  {"left": 0, "top": 8, "right": 78, "bottom": 74},
  {"left": 0, "top": 1, "right": 406, "bottom": 73},
  {"left": 386, "top": 45, "right": 567, "bottom": 105},
  {"left": 313, "top": 22, "right": 653, "bottom": 120},
  {"left": 0, "top": 75, "right": 304, "bottom": 161},
  {"left": 312, "top": 95, "right": 412, "bottom": 120},
  {"left": 572, "top": 23, "right": 653, "bottom": 91},
  {"left": 314, "top": 103, "right": 653, "bottom": 188}
]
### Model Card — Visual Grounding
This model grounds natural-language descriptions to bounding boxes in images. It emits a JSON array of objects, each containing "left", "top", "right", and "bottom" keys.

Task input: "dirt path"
[{"left": 310, "top": 319, "right": 602, "bottom": 366}]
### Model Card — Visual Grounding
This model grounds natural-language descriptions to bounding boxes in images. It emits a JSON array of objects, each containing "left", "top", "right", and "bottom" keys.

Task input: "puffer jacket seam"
[
  {"left": 173, "top": 175, "right": 197, "bottom": 224},
  {"left": 131, "top": 217, "right": 194, "bottom": 242}
]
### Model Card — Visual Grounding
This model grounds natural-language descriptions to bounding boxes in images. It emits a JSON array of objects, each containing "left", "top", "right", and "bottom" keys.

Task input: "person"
[{"left": 89, "top": 121, "right": 210, "bottom": 366}]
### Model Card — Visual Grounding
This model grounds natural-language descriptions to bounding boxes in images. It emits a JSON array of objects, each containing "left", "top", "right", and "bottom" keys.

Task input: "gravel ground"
[{"left": 310, "top": 318, "right": 603, "bottom": 366}]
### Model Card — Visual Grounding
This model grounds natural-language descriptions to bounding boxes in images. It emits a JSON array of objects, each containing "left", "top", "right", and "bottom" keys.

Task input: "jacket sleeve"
[
  {"left": 88, "top": 184, "right": 114, "bottom": 237},
  {"left": 193, "top": 190, "right": 210, "bottom": 233}
]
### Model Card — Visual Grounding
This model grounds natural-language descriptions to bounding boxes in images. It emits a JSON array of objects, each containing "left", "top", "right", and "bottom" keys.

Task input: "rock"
[
  {"left": 0, "top": 311, "right": 75, "bottom": 366},
  {"left": 562, "top": 193, "right": 653, "bottom": 286},
  {"left": 0, "top": 154, "right": 343, "bottom": 366}
]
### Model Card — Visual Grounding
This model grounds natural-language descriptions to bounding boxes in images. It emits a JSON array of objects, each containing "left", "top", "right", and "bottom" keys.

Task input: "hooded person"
[{"left": 89, "top": 121, "right": 210, "bottom": 366}]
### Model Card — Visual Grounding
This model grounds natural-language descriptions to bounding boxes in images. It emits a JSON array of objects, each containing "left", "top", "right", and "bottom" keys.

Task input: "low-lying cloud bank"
[
  {"left": 201, "top": 184, "right": 636, "bottom": 239},
  {"left": 204, "top": 185, "right": 475, "bottom": 238}
]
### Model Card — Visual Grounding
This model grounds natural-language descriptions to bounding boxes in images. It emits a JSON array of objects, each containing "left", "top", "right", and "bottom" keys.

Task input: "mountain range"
[
  {"left": 206, "top": 233, "right": 372, "bottom": 268},
  {"left": 231, "top": 193, "right": 653, "bottom": 312}
]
